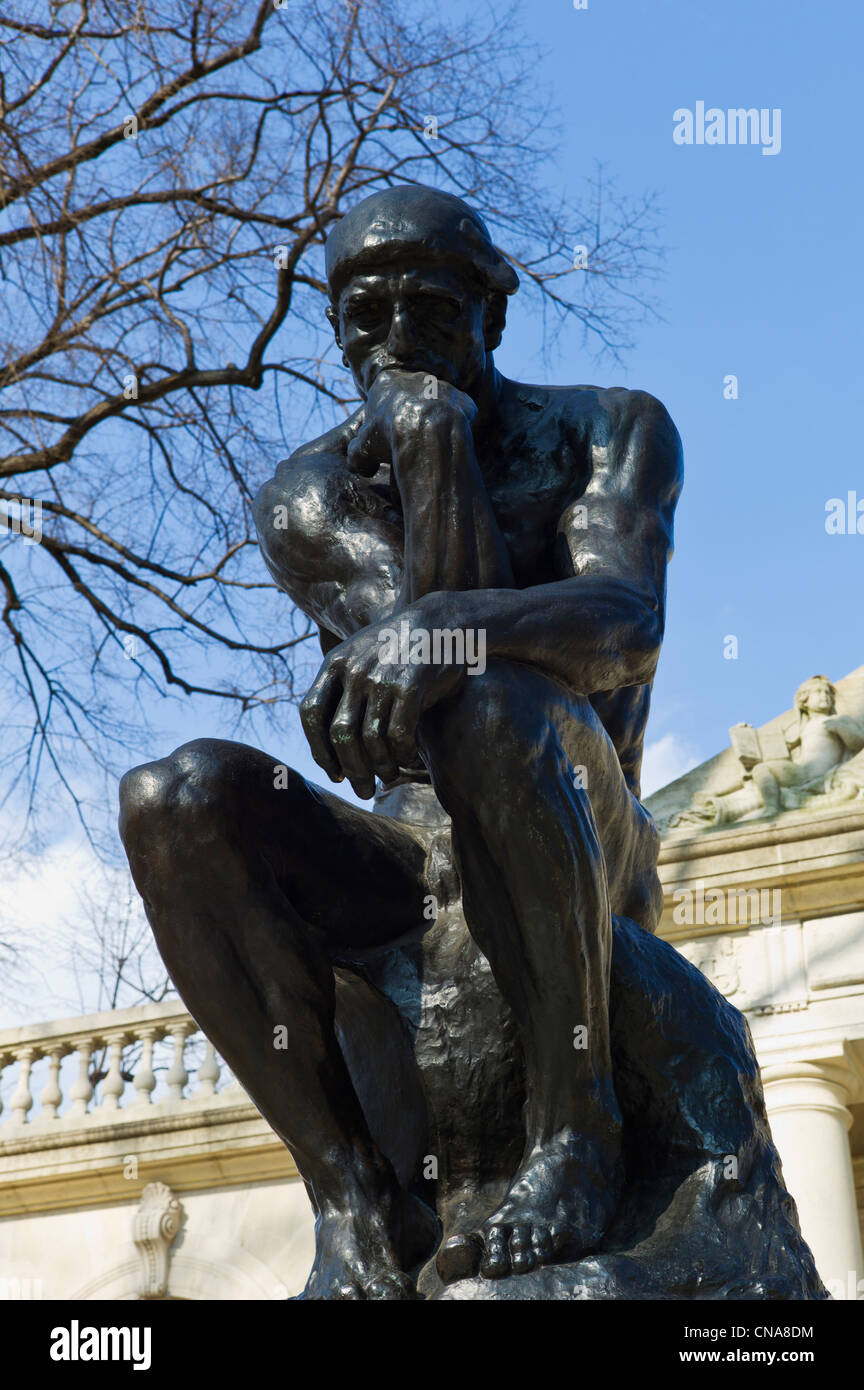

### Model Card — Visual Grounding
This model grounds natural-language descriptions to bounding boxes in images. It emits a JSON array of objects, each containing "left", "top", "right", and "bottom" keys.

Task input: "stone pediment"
[{"left": 646, "top": 665, "right": 864, "bottom": 838}]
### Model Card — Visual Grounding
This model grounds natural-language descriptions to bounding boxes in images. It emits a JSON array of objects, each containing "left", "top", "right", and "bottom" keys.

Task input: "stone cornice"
[
  {"left": 658, "top": 805, "right": 864, "bottom": 866},
  {"left": 656, "top": 808, "right": 864, "bottom": 940},
  {"left": 0, "top": 1111, "right": 298, "bottom": 1217}
]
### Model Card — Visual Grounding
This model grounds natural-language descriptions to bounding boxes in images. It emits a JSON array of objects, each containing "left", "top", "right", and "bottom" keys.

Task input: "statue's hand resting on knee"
[{"left": 300, "top": 593, "right": 468, "bottom": 800}]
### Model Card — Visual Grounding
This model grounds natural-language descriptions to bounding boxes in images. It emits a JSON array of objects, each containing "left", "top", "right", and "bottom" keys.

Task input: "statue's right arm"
[{"left": 253, "top": 418, "right": 404, "bottom": 643}]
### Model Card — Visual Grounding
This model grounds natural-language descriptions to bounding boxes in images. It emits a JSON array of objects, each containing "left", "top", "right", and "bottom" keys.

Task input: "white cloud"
[
  {"left": 641, "top": 733, "right": 701, "bottom": 797},
  {"left": 2, "top": 837, "right": 93, "bottom": 935},
  {"left": 0, "top": 835, "right": 156, "bottom": 1028}
]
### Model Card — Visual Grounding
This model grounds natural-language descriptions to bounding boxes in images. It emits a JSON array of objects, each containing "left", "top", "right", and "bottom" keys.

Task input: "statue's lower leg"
[
  {"left": 418, "top": 667, "right": 625, "bottom": 1283},
  {"left": 118, "top": 741, "right": 437, "bottom": 1299}
]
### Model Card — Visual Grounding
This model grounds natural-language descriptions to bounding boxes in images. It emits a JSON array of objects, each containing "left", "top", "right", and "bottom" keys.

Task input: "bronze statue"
[{"left": 120, "top": 185, "right": 824, "bottom": 1301}]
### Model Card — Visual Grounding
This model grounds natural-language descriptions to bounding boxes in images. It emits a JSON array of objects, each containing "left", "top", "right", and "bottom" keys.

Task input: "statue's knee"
[
  {"left": 119, "top": 738, "right": 239, "bottom": 851},
  {"left": 119, "top": 760, "right": 172, "bottom": 848}
]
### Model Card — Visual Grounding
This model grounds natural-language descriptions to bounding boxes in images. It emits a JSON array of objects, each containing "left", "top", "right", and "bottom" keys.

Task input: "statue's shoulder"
[
  {"left": 562, "top": 383, "right": 678, "bottom": 440},
  {"left": 507, "top": 379, "right": 676, "bottom": 434},
  {"left": 594, "top": 384, "right": 677, "bottom": 430},
  {"left": 581, "top": 385, "right": 682, "bottom": 500},
  {"left": 507, "top": 380, "right": 682, "bottom": 493},
  {"left": 253, "top": 411, "right": 365, "bottom": 561}
]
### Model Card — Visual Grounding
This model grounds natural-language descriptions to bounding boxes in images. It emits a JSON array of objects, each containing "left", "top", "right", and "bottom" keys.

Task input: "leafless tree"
[
  {"left": 63, "top": 868, "right": 170, "bottom": 1013},
  {"left": 0, "top": 0, "right": 664, "bottom": 856}
]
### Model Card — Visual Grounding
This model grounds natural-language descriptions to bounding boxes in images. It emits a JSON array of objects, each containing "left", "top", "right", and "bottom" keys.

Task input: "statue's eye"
[
  {"left": 346, "top": 301, "right": 384, "bottom": 329},
  {"left": 421, "top": 294, "right": 461, "bottom": 322}
]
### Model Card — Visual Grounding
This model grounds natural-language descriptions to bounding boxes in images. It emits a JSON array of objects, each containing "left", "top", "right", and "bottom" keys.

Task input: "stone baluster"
[
  {"left": 0, "top": 1051, "right": 8, "bottom": 1123},
  {"left": 9, "top": 1047, "right": 35, "bottom": 1125},
  {"left": 165, "top": 1023, "right": 191, "bottom": 1101},
  {"left": 39, "top": 1048, "right": 64, "bottom": 1120},
  {"left": 69, "top": 1038, "right": 95, "bottom": 1118},
  {"left": 222, "top": 1062, "right": 244, "bottom": 1094},
  {"left": 100, "top": 1032, "right": 128, "bottom": 1112},
  {"left": 133, "top": 1028, "right": 157, "bottom": 1107},
  {"left": 196, "top": 1040, "right": 220, "bottom": 1098}
]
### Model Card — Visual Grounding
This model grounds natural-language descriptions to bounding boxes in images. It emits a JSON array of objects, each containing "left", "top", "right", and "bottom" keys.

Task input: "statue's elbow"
[
  {"left": 253, "top": 475, "right": 303, "bottom": 577},
  {"left": 252, "top": 478, "right": 278, "bottom": 556}
]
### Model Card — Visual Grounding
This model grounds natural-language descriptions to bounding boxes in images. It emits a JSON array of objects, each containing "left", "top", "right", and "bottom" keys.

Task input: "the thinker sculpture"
[{"left": 120, "top": 185, "right": 824, "bottom": 1301}]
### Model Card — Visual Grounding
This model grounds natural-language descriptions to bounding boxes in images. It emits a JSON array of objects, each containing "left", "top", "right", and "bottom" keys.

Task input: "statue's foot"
[
  {"left": 301, "top": 1189, "right": 439, "bottom": 1300},
  {"left": 436, "top": 1129, "right": 619, "bottom": 1284}
]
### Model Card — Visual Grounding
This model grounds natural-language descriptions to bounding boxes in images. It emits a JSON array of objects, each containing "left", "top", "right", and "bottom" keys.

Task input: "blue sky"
[{"left": 2, "top": 0, "right": 862, "bottom": 1023}]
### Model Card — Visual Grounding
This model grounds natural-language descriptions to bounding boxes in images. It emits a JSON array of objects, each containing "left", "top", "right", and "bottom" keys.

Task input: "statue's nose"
[{"left": 385, "top": 306, "right": 420, "bottom": 359}]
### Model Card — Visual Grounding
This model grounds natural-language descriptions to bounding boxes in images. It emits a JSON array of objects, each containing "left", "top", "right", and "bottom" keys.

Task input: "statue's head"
[
  {"left": 794, "top": 674, "right": 836, "bottom": 718},
  {"left": 324, "top": 184, "right": 518, "bottom": 398}
]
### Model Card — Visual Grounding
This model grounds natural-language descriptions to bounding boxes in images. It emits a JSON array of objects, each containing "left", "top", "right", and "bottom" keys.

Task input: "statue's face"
[
  {"left": 803, "top": 680, "right": 835, "bottom": 715},
  {"left": 331, "top": 262, "right": 490, "bottom": 398}
]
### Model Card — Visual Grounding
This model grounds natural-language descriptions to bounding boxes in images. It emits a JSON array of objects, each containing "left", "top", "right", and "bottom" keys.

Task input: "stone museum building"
[{"left": 1, "top": 664, "right": 863, "bottom": 1301}]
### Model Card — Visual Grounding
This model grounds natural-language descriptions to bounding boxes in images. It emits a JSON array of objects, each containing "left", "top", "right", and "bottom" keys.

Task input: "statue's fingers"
[
  {"left": 386, "top": 687, "right": 422, "bottom": 770},
  {"left": 329, "top": 688, "right": 376, "bottom": 800},
  {"left": 346, "top": 417, "right": 382, "bottom": 477},
  {"left": 300, "top": 667, "right": 344, "bottom": 782},
  {"left": 361, "top": 691, "right": 400, "bottom": 786}
]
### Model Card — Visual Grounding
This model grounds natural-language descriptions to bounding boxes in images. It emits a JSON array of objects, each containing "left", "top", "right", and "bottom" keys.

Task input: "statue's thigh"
[
  {"left": 266, "top": 774, "right": 430, "bottom": 949},
  {"left": 124, "top": 735, "right": 429, "bottom": 950},
  {"left": 760, "top": 757, "right": 800, "bottom": 787}
]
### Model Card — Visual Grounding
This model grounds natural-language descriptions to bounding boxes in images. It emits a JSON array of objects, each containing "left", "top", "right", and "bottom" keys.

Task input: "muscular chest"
[{"left": 478, "top": 421, "right": 590, "bottom": 587}]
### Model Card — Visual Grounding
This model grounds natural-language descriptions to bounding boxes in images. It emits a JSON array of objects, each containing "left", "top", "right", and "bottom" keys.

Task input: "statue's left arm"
[{"left": 824, "top": 716, "right": 864, "bottom": 755}]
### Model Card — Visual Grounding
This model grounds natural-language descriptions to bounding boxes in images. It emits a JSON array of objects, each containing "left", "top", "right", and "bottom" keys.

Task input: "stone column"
[{"left": 762, "top": 1056, "right": 864, "bottom": 1299}]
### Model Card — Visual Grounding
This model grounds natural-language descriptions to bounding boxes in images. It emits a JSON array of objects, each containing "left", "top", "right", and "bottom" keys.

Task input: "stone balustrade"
[
  {"left": 0, "top": 1001, "right": 295, "bottom": 1221},
  {"left": 0, "top": 999, "right": 241, "bottom": 1135},
  {"left": 0, "top": 1003, "right": 309, "bottom": 1297}
]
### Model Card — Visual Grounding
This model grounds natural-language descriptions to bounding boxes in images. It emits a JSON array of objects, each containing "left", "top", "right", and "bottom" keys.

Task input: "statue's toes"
[
  {"left": 530, "top": 1225, "right": 556, "bottom": 1266},
  {"left": 365, "top": 1271, "right": 417, "bottom": 1301},
  {"left": 337, "top": 1281, "right": 365, "bottom": 1300},
  {"left": 435, "top": 1219, "right": 567, "bottom": 1285},
  {"left": 508, "top": 1224, "right": 537, "bottom": 1274},
  {"left": 435, "top": 1231, "right": 483, "bottom": 1285},
  {"left": 479, "top": 1226, "right": 511, "bottom": 1279}
]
